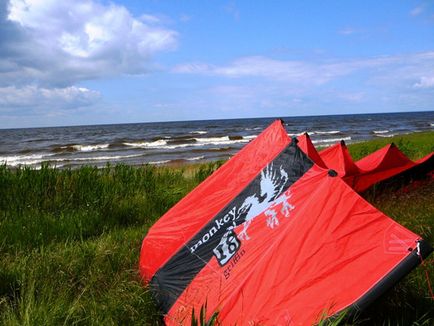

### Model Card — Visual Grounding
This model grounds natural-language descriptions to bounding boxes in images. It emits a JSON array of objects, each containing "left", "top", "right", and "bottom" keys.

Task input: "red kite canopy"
[
  {"left": 312, "top": 136, "right": 434, "bottom": 192},
  {"left": 297, "top": 133, "right": 327, "bottom": 169},
  {"left": 353, "top": 144, "right": 434, "bottom": 192},
  {"left": 139, "top": 121, "right": 432, "bottom": 325},
  {"left": 318, "top": 140, "right": 360, "bottom": 177}
]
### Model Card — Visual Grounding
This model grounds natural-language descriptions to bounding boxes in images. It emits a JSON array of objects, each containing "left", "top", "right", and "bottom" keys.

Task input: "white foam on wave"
[
  {"left": 245, "top": 127, "right": 261, "bottom": 131},
  {"left": 148, "top": 160, "right": 171, "bottom": 165},
  {"left": 0, "top": 152, "right": 144, "bottom": 167},
  {"left": 123, "top": 139, "right": 168, "bottom": 148},
  {"left": 189, "top": 130, "right": 207, "bottom": 134},
  {"left": 312, "top": 136, "right": 352, "bottom": 144},
  {"left": 148, "top": 155, "right": 205, "bottom": 165},
  {"left": 186, "top": 155, "right": 205, "bottom": 161},
  {"left": 287, "top": 132, "right": 306, "bottom": 137},
  {"left": 314, "top": 130, "right": 341, "bottom": 135},
  {"left": 0, "top": 153, "right": 55, "bottom": 167},
  {"left": 373, "top": 130, "right": 389, "bottom": 134},
  {"left": 62, "top": 144, "right": 109, "bottom": 152},
  {"left": 123, "top": 135, "right": 253, "bottom": 150},
  {"left": 192, "top": 136, "right": 251, "bottom": 146},
  {"left": 60, "top": 153, "right": 144, "bottom": 162},
  {"left": 431, "top": 123, "right": 434, "bottom": 127},
  {"left": 124, "top": 139, "right": 192, "bottom": 149},
  {"left": 375, "top": 134, "right": 395, "bottom": 138},
  {"left": 195, "top": 136, "right": 228, "bottom": 143}
]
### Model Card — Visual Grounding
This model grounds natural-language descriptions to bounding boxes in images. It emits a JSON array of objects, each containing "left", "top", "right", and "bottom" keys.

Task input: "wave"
[
  {"left": 124, "top": 139, "right": 168, "bottom": 148},
  {"left": 314, "top": 130, "right": 341, "bottom": 135},
  {"left": 49, "top": 135, "right": 257, "bottom": 154},
  {"left": 167, "top": 138, "right": 197, "bottom": 145},
  {"left": 191, "top": 147, "right": 234, "bottom": 153},
  {"left": 186, "top": 155, "right": 205, "bottom": 161},
  {"left": 148, "top": 160, "right": 171, "bottom": 165},
  {"left": 59, "top": 153, "right": 144, "bottom": 162},
  {"left": 52, "top": 143, "right": 109, "bottom": 153},
  {"left": 287, "top": 132, "right": 306, "bottom": 137},
  {"left": 373, "top": 130, "right": 390, "bottom": 134},
  {"left": 375, "top": 134, "right": 395, "bottom": 138},
  {"left": 312, "top": 137, "right": 352, "bottom": 144},
  {"left": 189, "top": 130, "right": 207, "bottom": 134},
  {"left": 0, "top": 153, "right": 55, "bottom": 167},
  {"left": 74, "top": 144, "right": 109, "bottom": 152},
  {"left": 151, "top": 156, "right": 206, "bottom": 165},
  {"left": 245, "top": 127, "right": 261, "bottom": 131},
  {"left": 123, "top": 135, "right": 254, "bottom": 150},
  {"left": 288, "top": 131, "right": 321, "bottom": 137},
  {"left": 163, "top": 135, "right": 192, "bottom": 141},
  {"left": 195, "top": 136, "right": 230, "bottom": 143},
  {"left": 431, "top": 123, "right": 434, "bottom": 127},
  {"left": 1, "top": 153, "right": 145, "bottom": 167},
  {"left": 192, "top": 136, "right": 252, "bottom": 146},
  {"left": 291, "top": 130, "right": 342, "bottom": 136}
]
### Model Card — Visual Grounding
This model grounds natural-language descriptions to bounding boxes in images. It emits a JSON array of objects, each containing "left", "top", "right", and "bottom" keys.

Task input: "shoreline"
[
  {"left": 2, "top": 130, "right": 433, "bottom": 170},
  {"left": 1, "top": 111, "right": 433, "bottom": 169}
]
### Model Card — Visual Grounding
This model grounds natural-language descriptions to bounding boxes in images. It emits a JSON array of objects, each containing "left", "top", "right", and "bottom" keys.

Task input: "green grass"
[
  {"left": 347, "top": 131, "right": 434, "bottom": 161},
  {"left": 0, "top": 162, "right": 222, "bottom": 325},
  {"left": 356, "top": 180, "right": 434, "bottom": 325},
  {"left": 0, "top": 132, "right": 433, "bottom": 325}
]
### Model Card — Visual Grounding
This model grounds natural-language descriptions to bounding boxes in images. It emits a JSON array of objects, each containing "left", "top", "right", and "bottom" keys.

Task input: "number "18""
[{"left": 213, "top": 231, "right": 240, "bottom": 266}]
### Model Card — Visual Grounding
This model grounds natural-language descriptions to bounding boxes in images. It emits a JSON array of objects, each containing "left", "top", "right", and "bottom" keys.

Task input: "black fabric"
[
  {"left": 328, "top": 169, "right": 338, "bottom": 177},
  {"left": 150, "top": 141, "right": 314, "bottom": 313},
  {"left": 331, "top": 239, "right": 433, "bottom": 320}
]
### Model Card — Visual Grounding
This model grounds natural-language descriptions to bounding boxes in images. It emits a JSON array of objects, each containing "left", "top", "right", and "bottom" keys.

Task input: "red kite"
[{"left": 139, "top": 121, "right": 432, "bottom": 325}]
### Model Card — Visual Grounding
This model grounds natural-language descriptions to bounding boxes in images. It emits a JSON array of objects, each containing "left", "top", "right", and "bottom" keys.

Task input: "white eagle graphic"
[{"left": 238, "top": 163, "right": 294, "bottom": 240}]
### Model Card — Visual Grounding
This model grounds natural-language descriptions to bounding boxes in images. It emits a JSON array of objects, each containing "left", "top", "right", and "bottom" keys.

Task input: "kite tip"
[{"left": 328, "top": 169, "right": 338, "bottom": 177}]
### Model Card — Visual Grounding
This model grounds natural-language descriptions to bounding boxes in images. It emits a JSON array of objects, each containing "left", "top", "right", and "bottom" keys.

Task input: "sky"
[{"left": 0, "top": 0, "right": 433, "bottom": 128}]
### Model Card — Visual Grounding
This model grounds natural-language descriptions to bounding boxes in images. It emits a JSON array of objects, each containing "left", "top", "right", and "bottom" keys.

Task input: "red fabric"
[
  {"left": 356, "top": 144, "right": 413, "bottom": 171},
  {"left": 319, "top": 141, "right": 360, "bottom": 177},
  {"left": 297, "top": 133, "right": 327, "bottom": 168},
  {"left": 416, "top": 152, "right": 434, "bottom": 165},
  {"left": 351, "top": 144, "right": 434, "bottom": 192},
  {"left": 139, "top": 120, "right": 290, "bottom": 281},
  {"left": 165, "top": 167, "right": 421, "bottom": 325},
  {"left": 139, "top": 126, "right": 431, "bottom": 325},
  {"left": 313, "top": 139, "right": 434, "bottom": 193}
]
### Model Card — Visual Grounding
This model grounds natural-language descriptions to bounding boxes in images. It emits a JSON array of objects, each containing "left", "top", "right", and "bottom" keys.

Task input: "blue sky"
[{"left": 1, "top": 0, "right": 433, "bottom": 128}]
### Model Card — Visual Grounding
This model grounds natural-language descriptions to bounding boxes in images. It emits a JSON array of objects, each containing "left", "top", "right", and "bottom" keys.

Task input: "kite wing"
[{"left": 139, "top": 123, "right": 432, "bottom": 325}]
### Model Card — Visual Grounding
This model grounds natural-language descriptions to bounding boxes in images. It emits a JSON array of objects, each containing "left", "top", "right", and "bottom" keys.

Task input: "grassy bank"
[{"left": 0, "top": 132, "right": 433, "bottom": 325}]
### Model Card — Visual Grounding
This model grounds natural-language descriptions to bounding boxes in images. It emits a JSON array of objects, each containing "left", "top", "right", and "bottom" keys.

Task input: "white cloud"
[
  {"left": 414, "top": 76, "right": 434, "bottom": 88},
  {"left": 0, "top": 85, "right": 100, "bottom": 111},
  {"left": 2, "top": 0, "right": 177, "bottom": 87},
  {"left": 170, "top": 52, "right": 434, "bottom": 118},
  {"left": 172, "top": 63, "right": 215, "bottom": 74},
  {"left": 173, "top": 52, "right": 434, "bottom": 89},
  {"left": 173, "top": 55, "right": 379, "bottom": 84},
  {"left": 174, "top": 57, "right": 326, "bottom": 84}
]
